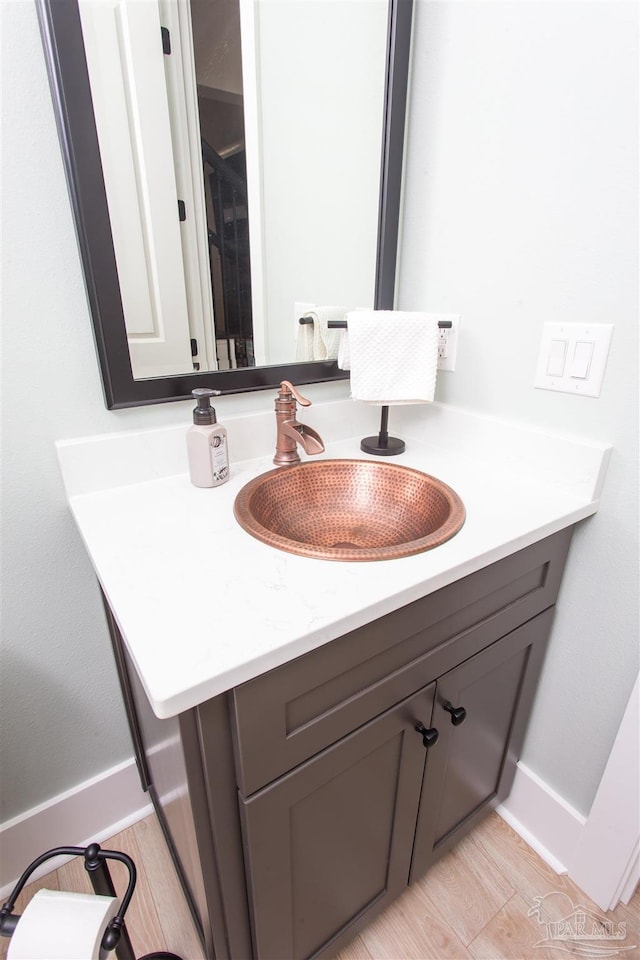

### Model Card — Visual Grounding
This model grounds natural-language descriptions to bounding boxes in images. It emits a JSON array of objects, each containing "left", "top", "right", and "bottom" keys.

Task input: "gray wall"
[
  {"left": 1, "top": 0, "right": 637, "bottom": 826},
  {"left": 398, "top": 0, "right": 639, "bottom": 814}
]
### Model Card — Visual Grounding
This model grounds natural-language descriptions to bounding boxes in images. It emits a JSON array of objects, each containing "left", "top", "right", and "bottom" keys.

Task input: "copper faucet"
[{"left": 273, "top": 381, "right": 325, "bottom": 466}]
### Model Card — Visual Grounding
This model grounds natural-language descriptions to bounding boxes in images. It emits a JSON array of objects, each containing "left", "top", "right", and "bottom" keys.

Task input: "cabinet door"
[
  {"left": 240, "top": 684, "right": 435, "bottom": 960},
  {"left": 410, "top": 608, "right": 553, "bottom": 882}
]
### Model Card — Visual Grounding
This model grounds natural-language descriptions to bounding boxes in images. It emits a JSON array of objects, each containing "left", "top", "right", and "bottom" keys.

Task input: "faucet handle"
[{"left": 279, "top": 380, "right": 312, "bottom": 407}]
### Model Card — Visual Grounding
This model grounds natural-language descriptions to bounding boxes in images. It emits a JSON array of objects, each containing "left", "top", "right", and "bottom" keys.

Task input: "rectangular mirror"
[{"left": 36, "top": 0, "right": 413, "bottom": 408}]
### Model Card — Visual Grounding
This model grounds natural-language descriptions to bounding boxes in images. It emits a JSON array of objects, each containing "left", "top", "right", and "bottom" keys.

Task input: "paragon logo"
[{"left": 528, "top": 892, "right": 636, "bottom": 957}]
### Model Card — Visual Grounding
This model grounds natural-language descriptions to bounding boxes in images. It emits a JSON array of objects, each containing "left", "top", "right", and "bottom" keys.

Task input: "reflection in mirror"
[
  {"left": 191, "top": 0, "right": 253, "bottom": 371},
  {"left": 36, "top": 0, "right": 413, "bottom": 407},
  {"left": 77, "top": 0, "right": 253, "bottom": 378},
  {"left": 255, "top": 0, "right": 388, "bottom": 367}
]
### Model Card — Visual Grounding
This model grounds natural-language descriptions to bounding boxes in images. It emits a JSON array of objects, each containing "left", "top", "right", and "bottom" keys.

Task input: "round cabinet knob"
[
  {"left": 443, "top": 701, "right": 467, "bottom": 726},
  {"left": 415, "top": 722, "right": 439, "bottom": 749}
]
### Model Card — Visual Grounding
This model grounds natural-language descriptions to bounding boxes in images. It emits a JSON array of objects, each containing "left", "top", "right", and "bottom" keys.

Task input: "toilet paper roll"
[{"left": 8, "top": 888, "right": 120, "bottom": 960}]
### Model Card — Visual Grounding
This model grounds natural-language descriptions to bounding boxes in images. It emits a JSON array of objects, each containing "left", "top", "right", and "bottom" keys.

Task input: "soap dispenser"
[{"left": 187, "top": 388, "right": 229, "bottom": 487}]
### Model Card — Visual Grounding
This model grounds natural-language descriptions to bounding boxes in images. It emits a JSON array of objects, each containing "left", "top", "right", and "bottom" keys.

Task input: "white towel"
[
  {"left": 337, "top": 305, "right": 373, "bottom": 370},
  {"left": 345, "top": 310, "right": 439, "bottom": 404},
  {"left": 296, "top": 306, "right": 346, "bottom": 361},
  {"left": 338, "top": 329, "right": 351, "bottom": 370}
]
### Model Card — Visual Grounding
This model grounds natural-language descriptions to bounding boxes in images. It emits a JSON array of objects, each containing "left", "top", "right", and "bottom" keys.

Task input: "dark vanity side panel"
[
  {"left": 195, "top": 695, "right": 254, "bottom": 960},
  {"left": 232, "top": 529, "right": 573, "bottom": 795},
  {"left": 115, "top": 653, "right": 217, "bottom": 952},
  {"left": 103, "top": 597, "right": 226, "bottom": 959}
]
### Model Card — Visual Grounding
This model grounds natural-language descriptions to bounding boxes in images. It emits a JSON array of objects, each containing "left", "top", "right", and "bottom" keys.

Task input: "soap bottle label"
[{"left": 210, "top": 433, "right": 229, "bottom": 485}]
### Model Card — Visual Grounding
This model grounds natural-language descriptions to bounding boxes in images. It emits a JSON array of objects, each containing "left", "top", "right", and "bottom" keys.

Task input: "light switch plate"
[{"left": 534, "top": 323, "right": 613, "bottom": 398}]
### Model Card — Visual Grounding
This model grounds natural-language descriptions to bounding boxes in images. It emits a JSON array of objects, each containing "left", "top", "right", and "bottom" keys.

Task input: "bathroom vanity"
[
  {"left": 56, "top": 401, "right": 610, "bottom": 960},
  {"left": 108, "top": 528, "right": 569, "bottom": 960}
]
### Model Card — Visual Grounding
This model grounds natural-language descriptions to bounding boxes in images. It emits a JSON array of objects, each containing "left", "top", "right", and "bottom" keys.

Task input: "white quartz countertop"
[{"left": 57, "top": 401, "right": 611, "bottom": 718}]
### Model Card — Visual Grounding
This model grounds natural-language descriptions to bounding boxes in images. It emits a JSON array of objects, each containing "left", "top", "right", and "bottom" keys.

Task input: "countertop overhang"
[{"left": 56, "top": 401, "right": 611, "bottom": 718}]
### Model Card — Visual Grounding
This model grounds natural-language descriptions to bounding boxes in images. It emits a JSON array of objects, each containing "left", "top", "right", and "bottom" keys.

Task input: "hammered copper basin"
[{"left": 233, "top": 459, "right": 465, "bottom": 561}]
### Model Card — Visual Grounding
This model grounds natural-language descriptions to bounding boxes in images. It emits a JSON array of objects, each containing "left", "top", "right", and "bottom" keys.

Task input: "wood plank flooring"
[{"left": 2, "top": 811, "right": 637, "bottom": 959}]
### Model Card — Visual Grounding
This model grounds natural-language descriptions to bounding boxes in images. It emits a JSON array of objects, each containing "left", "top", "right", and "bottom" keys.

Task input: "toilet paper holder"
[{"left": 0, "top": 842, "right": 183, "bottom": 960}]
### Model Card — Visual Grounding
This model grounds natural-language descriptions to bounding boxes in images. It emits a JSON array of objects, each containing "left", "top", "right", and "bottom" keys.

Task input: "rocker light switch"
[
  {"left": 570, "top": 340, "right": 594, "bottom": 379},
  {"left": 535, "top": 323, "right": 613, "bottom": 397},
  {"left": 546, "top": 339, "right": 568, "bottom": 378}
]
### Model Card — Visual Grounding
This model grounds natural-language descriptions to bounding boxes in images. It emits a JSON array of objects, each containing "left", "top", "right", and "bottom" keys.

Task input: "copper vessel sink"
[{"left": 233, "top": 459, "right": 465, "bottom": 561}]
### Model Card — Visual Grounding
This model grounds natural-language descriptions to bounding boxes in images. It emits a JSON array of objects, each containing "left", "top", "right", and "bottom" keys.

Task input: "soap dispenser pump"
[{"left": 186, "top": 388, "right": 229, "bottom": 487}]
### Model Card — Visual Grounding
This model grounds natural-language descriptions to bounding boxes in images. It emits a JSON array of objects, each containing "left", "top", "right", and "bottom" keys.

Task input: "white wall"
[
  {"left": 0, "top": 0, "right": 348, "bottom": 822},
  {"left": 2, "top": 0, "right": 120, "bottom": 820},
  {"left": 398, "top": 0, "right": 639, "bottom": 814},
  {"left": 257, "top": 0, "right": 387, "bottom": 362},
  {"left": 1, "top": 0, "right": 637, "bottom": 832}
]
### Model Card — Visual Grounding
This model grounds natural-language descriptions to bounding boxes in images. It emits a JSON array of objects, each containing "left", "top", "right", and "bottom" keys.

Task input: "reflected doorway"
[{"left": 191, "top": 0, "right": 254, "bottom": 370}]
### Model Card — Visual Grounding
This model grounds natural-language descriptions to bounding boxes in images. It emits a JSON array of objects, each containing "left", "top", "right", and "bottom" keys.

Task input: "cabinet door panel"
[
  {"left": 433, "top": 644, "right": 529, "bottom": 842},
  {"left": 410, "top": 609, "right": 553, "bottom": 882},
  {"left": 240, "top": 685, "right": 435, "bottom": 960}
]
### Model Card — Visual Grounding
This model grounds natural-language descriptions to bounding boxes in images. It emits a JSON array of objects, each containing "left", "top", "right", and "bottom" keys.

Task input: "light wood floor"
[{"left": 2, "top": 811, "right": 638, "bottom": 960}]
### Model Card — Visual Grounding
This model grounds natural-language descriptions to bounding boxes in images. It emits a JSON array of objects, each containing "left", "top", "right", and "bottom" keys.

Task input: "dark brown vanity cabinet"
[
  {"left": 236, "top": 608, "right": 554, "bottom": 960},
  {"left": 107, "top": 527, "right": 573, "bottom": 960}
]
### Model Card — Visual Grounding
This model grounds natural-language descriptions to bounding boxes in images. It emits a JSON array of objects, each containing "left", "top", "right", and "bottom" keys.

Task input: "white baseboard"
[
  {"left": 568, "top": 675, "right": 639, "bottom": 911},
  {"left": 497, "top": 760, "right": 586, "bottom": 875},
  {"left": 499, "top": 680, "right": 640, "bottom": 913},
  {"left": 0, "top": 757, "right": 152, "bottom": 899},
  {"left": 2, "top": 752, "right": 634, "bottom": 914}
]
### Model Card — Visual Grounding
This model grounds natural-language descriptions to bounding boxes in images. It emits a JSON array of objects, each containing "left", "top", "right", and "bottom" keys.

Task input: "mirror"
[{"left": 36, "top": 0, "right": 413, "bottom": 408}]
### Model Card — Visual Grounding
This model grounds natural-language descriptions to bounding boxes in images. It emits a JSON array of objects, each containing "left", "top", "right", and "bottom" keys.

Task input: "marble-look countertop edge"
[
  {"left": 147, "top": 503, "right": 597, "bottom": 719},
  {"left": 64, "top": 430, "right": 602, "bottom": 719}
]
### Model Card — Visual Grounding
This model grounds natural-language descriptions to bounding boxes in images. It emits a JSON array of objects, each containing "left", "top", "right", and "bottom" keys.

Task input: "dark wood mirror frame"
[{"left": 36, "top": 0, "right": 413, "bottom": 409}]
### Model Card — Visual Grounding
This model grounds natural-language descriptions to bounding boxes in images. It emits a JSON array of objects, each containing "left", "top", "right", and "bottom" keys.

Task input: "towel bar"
[
  {"left": 297, "top": 315, "right": 448, "bottom": 456},
  {"left": 298, "top": 318, "right": 453, "bottom": 328}
]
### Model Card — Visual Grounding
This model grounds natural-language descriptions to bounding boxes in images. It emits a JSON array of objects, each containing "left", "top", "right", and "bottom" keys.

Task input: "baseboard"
[
  {"left": 497, "top": 760, "right": 586, "bottom": 875},
  {"left": 2, "top": 754, "right": 632, "bottom": 911},
  {"left": 568, "top": 675, "right": 639, "bottom": 911},
  {"left": 0, "top": 757, "right": 152, "bottom": 898}
]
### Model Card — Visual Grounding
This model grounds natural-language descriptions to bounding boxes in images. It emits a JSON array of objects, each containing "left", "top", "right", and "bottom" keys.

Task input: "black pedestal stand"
[{"left": 360, "top": 405, "right": 405, "bottom": 456}]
